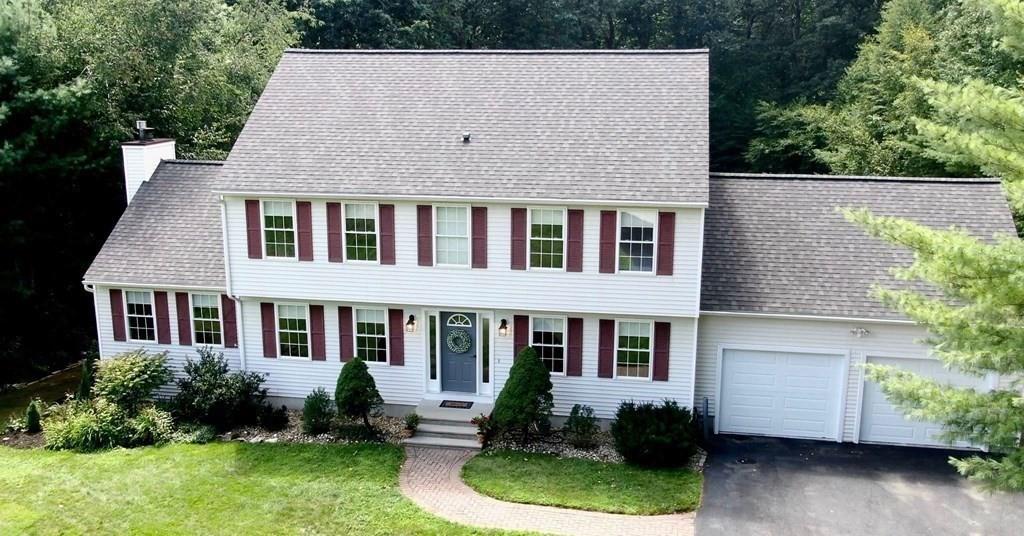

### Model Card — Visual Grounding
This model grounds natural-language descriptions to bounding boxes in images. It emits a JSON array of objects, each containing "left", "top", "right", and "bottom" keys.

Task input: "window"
[
  {"left": 532, "top": 317, "right": 565, "bottom": 374},
  {"left": 191, "top": 294, "right": 222, "bottom": 345},
  {"left": 428, "top": 314, "right": 438, "bottom": 380},
  {"left": 529, "top": 208, "right": 565, "bottom": 269},
  {"left": 435, "top": 206, "right": 469, "bottom": 266},
  {"left": 263, "top": 200, "right": 296, "bottom": 258},
  {"left": 277, "top": 304, "right": 309, "bottom": 358},
  {"left": 355, "top": 308, "right": 388, "bottom": 363},
  {"left": 618, "top": 211, "right": 655, "bottom": 272},
  {"left": 125, "top": 290, "right": 155, "bottom": 341},
  {"left": 345, "top": 203, "right": 378, "bottom": 262},
  {"left": 616, "top": 321, "right": 652, "bottom": 379},
  {"left": 482, "top": 317, "right": 490, "bottom": 383}
]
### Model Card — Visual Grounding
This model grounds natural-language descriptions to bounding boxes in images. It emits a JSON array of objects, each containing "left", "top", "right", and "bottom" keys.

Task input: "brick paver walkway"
[{"left": 399, "top": 446, "right": 695, "bottom": 536}]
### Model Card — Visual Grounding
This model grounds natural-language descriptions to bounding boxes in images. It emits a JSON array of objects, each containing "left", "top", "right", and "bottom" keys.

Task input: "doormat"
[{"left": 440, "top": 400, "right": 473, "bottom": 409}]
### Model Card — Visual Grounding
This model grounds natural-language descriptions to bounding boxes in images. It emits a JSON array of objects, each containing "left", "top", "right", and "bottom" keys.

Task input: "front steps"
[{"left": 402, "top": 399, "right": 492, "bottom": 450}]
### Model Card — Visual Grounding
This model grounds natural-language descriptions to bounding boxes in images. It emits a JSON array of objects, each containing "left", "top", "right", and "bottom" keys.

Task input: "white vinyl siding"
[
  {"left": 125, "top": 290, "right": 156, "bottom": 342},
  {"left": 191, "top": 293, "right": 222, "bottom": 346},
  {"left": 263, "top": 200, "right": 296, "bottom": 258},
  {"left": 435, "top": 206, "right": 470, "bottom": 266},
  {"left": 345, "top": 203, "right": 378, "bottom": 262}
]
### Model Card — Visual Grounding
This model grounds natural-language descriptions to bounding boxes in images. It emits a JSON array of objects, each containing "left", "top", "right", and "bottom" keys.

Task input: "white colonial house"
[{"left": 85, "top": 50, "right": 1015, "bottom": 449}]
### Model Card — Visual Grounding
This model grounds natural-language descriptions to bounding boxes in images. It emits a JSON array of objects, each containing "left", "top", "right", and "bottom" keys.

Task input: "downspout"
[
  {"left": 220, "top": 195, "right": 247, "bottom": 371},
  {"left": 82, "top": 283, "right": 104, "bottom": 358}
]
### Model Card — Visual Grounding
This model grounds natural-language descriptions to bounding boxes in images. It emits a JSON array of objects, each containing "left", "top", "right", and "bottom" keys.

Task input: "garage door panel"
[{"left": 720, "top": 349, "right": 844, "bottom": 441}]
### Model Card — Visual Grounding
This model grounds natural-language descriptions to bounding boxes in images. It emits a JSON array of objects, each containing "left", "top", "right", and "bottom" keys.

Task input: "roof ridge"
[
  {"left": 284, "top": 48, "right": 709, "bottom": 55},
  {"left": 710, "top": 172, "right": 1000, "bottom": 184},
  {"left": 163, "top": 159, "right": 225, "bottom": 166}
]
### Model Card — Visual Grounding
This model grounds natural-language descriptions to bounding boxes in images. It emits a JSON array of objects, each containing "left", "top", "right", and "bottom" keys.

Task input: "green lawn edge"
[{"left": 461, "top": 449, "right": 702, "bottom": 515}]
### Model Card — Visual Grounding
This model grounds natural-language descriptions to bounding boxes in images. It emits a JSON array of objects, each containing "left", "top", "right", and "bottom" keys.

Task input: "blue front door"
[{"left": 440, "top": 312, "right": 477, "bottom": 393}]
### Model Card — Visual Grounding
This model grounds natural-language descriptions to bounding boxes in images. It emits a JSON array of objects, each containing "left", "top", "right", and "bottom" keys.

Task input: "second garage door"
[{"left": 719, "top": 349, "right": 845, "bottom": 441}]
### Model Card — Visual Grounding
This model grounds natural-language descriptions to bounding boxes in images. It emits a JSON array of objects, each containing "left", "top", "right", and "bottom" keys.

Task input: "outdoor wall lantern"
[
  {"left": 405, "top": 315, "right": 417, "bottom": 333},
  {"left": 498, "top": 319, "right": 510, "bottom": 337},
  {"left": 850, "top": 327, "right": 870, "bottom": 338}
]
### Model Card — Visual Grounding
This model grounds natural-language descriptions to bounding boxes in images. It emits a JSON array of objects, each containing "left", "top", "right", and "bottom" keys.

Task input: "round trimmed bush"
[
  {"left": 302, "top": 387, "right": 335, "bottom": 435},
  {"left": 335, "top": 358, "right": 382, "bottom": 430},
  {"left": 611, "top": 400, "right": 698, "bottom": 468},
  {"left": 492, "top": 346, "right": 553, "bottom": 444}
]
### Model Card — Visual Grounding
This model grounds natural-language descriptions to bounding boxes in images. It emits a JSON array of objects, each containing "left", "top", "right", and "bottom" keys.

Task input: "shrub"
[
  {"left": 93, "top": 350, "right": 171, "bottom": 413},
  {"left": 173, "top": 348, "right": 269, "bottom": 430},
  {"left": 170, "top": 423, "right": 217, "bottom": 444},
  {"left": 127, "top": 406, "right": 174, "bottom": 445},
  {"left": 404, "top": 412, "right": 420, "bottom": 431},
  {"left": 77, "top": 351, "right": 97, "bottom": 400},
  {"left": 259, "top": 405, "right": 290, "bottom": 431},
  {"left": 471, "top": 413, "right": 492, "bottom": 437},
  {"left": 335, "top": 358, "right": 383, "bottom": 430},
  {"left": 492, "top": 346, "right": 553, "bottom": 444},
  {"left": 611, "top": 400, "right": 698, "bottom": 468},
  {"left": 44, "top": 398, "right": 127, "bottom": 451},
  {"left": 25, "top": 399, "right": 42, "bottom": 434},
  {"left": 564, "top": 404, "right": 599, "bottom": 449},
  {"left": 303, "top": 387, "right": 335, "bottom": 435}
]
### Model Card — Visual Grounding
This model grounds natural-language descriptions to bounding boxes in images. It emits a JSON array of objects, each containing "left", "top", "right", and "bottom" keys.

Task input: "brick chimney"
[{"left": 121, "top": 120, "right": 175, "bottom": 203}]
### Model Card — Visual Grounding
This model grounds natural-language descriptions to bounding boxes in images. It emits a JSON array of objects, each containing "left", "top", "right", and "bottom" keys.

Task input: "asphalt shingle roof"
[
  {"left": 701, "top": 173, "right": 1017, "bottom": 320},
  {"left": 218, "top": 50, "right": 710, "bottom": 205},
  {"left": 84, "top": 161, "right": 225, "bottom": 288}
]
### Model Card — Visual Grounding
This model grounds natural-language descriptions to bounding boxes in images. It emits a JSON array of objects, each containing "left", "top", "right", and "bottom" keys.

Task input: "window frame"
[
  {"left": 530, "top": 315, "right": 567, "bottom": 376},
  {"left": 189, "top": 292, "right": 224, "bottom": 348},
  {"left": 613, "top": 319, "right": 654, "bottom": 381},
  {"left": 527, "top": 206, "right": 567, "bottom": 272},
  {"left": 124, "top": 289, "right": 157, "bottom": 343},
  {"left": 433, "top": 204, "right": 472, "bottom": 268},
  {"left": 260, "top": 199, "right": 298, "bottom": 260},
  {"left": 343, "top": 202, "right": 381, "bottom": 264},
  {"left": 275, "top": 302, "right": 311, "bottom": 360},
  {"left": 615, "top": 209, "right": 658, "bottom": 275},
  {"left": 352, "top": 307, "right": 390, "bottom": 365}
]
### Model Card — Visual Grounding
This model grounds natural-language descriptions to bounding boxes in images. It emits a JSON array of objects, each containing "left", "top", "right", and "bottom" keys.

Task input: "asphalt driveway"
[{"left": 697, "top": 436, "right": 1023, "bottom": 536}]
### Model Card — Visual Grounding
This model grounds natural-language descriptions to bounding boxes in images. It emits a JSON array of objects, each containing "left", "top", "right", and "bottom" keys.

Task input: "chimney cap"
[{"left": 134, "top": 120, "right": 155, "bottom": 141}]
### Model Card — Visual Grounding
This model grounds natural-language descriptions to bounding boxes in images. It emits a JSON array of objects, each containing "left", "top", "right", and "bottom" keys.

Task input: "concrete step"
[
  {"left": 416, "top": 422, "right": 478, "bottom": 440},
  {"left": 403, "top": 434, "right": 481, "bottom": 450},
  {"left": 420, "top": 417, "right": 476, "bottom": 428}
]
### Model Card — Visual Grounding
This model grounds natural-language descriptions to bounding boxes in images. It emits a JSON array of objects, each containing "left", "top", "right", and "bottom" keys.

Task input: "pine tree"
[
  {"left": 492, "top": 346, "right": 553, "bottom": 444},
  {"left": 76, "top": 351, "right": 96, "bottom": 400},
  {"left": 845, "top": 208, "right": 1024, "bottom": 490},
  {"left": 335, "top": 359, "right": 383, "bottom": 430}
]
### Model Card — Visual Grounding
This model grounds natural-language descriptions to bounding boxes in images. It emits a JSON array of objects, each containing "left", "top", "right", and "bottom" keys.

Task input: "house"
[{"left": 84, "top": 50, "right": 1015, "bottom": 449}]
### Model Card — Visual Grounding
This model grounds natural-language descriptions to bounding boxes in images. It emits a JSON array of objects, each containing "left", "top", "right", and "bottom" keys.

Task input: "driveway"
[{"left": 697, "top": 436, "right": 1023, "bottom": 536}]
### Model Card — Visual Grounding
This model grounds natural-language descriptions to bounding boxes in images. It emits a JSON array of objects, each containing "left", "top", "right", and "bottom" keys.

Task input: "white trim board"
[{"left": 700, "top": 310, "right": 915, "bottom": 325}]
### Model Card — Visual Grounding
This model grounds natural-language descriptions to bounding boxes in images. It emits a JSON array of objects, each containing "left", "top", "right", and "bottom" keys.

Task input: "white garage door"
[
  {"left": 860, "top": 356, "right": 990, "bottom": 448},
  {"left": 719, "top": 349, "right": 845, "bottom": 440}
]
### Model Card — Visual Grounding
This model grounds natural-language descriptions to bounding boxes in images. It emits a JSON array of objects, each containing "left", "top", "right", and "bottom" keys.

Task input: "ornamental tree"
[
  {"left": 335, "top": 358, "right": 383, "bottom": 431},
  {"left": 492, "top": 346, "right": 553, "bottom": 444}
]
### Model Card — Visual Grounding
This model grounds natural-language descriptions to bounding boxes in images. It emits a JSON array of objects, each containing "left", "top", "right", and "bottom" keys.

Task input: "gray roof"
[
  {"left": 84, "top": 161, "right": 226, "bottom": 288},
  {"left": 219, "top": 50, "right": 710, "bottom": 205},
  {"left": 701, "top": 173, "right": 1017, "bottom": 320}
]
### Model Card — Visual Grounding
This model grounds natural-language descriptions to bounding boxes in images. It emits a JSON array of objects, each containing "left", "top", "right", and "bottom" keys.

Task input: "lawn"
[
  {"left": 0, "top": 366, "right": 81, "bottom": 422},
  {"left": 0, "top": 442, "right": 505, "bottom": 535},
  {"left": 461, "top": 450, "right": 703, "bottom": 515}
]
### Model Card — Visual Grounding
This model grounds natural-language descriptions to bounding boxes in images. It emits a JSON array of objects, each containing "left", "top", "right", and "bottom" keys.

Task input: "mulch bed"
[
  {"left": 224, "top": 411, "right": 409, "bottom": 446},
  {"left": 487, "top": 429, "right": 708, "bottom": 471},
  {"left": 0, "top": 430, "right": 45, "bottom": 450}
]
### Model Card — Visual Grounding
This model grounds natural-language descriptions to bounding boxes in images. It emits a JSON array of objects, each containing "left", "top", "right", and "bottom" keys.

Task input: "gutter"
[
  {"left": 699, "top": 310, "right": 916, "bottom": 325},
  {"left": 212, "top": 190, "right": 709, "bottom": 209}
]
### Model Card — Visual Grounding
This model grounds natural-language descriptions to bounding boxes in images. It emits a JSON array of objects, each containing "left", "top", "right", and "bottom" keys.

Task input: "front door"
[{"left": 440, "top": 312, "right": 477, "bottom": 393}]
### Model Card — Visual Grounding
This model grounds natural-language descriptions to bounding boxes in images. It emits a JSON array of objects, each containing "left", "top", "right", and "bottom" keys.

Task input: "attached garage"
[{"left": 717, "top": 348, "right": 846, "bottom": 441}]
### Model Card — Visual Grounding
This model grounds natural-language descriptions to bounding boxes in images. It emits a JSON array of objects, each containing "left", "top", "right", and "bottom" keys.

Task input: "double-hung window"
[
  {"left": 531, "top": 316, "right": 565, "bottom": 374},
  {"left": 529, "top": 208, "right": 565, "bottom": 269},
  {"left": 435, "top": 206, "right": 470, "bottom": 266},
  {"left": 355, "top": 308, "right": 388, "bottom": 363},
  {"left": 191, "top": 294, "right": 222, "bottom": 346},
  {"left": 345, "top": 203, "right": 378, "bottom": 262},
  {"left": 277, "top": 304, "right": 309, "bottom": 358},
  {"left": 263, "top": 200, "right": 296, "bottom": 258},
  {"left": 618, "top": 211, "right": 656, "bottom": 272},
  {"left": 616, "top": 320, "right": 652, "bottom": 379},
  {"left": 125, "top": 290, "right": 156, "bottom": 342}
]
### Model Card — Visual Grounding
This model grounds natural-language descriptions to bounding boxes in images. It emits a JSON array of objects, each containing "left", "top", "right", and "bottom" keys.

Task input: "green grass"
[
  {"left": 0, "top": 442, "right": 508, "bottom": 535},
  {"left": 0, "top": 366, "right": 81, "bottom": 422},
  {"left": 461, "top": 450, "right": 703, "bottom": 515}
]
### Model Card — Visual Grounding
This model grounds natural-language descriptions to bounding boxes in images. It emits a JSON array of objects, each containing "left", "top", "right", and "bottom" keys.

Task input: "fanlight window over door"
[{"left": 446, "top": 314, "right": 473, "bottom": 327}]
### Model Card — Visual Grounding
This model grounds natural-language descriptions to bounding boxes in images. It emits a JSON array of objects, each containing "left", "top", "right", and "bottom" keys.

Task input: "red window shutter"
[
  {"left": 221, "top": 295, "right": 238, "bottom": 348},
  {"left": 245, "top": 199, "right": 262, "bottom": 259},
  {"left": 598, "top": 319, "right": 614, "bottom": 378},
  {"left": 339, "top": 306, "right": 354, "bottom": 361},
  {"left": 388, "top": 309, "right": 405, "bottom": 366},
  {"left": 327, "top": 202, "right": 343, "bottom": 263},
  {"left": 175, "top": 292, "right": 191, "bottom": 346},
  {"left": 513, "top": 315, "right": 529, "bottom": 359},
  {"left": 653, "top": 321, "right": 671, "bottom": 381},
  {"left": 567, "top": 317, "right": 583, "bottom": 376},
  {"left": 510, "top": 208, "right": 527, "bottom": 270},
  {"left": 657, "top": 211, "right": 675, "bottom": 276},
  {"left": 380, "top": 204, "right": 396, "bottom": 265},
  {"left": 471, "top": 206, "right": 488, "bottom": 269},
  {"left": 417, "top": 205, "right": 433, "bottom": 266},
  {"left": 599, "top": 210, "right": 617, "bottom": 274},
  {"left": 297, "top": 201, "right": 313, "bottom": 261},
  {"left": 154, "top": 291, "right": 171, "bottom": 344},
  {"left": 310, "top": 305, "right": 326, "bottom": 360},
  {"left": 109, "top": 289, "right": 126, "bottom": 342},
  {"left": 567, "top": 209, "right": 584, "bottom": 272},
  {"left": 261, "top": 302, "right": 277, "bottom": 358}
]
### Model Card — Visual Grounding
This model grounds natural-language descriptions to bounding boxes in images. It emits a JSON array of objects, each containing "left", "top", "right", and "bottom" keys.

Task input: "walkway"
[{"left": 399, "top": 446, "right": 695, "bottom": 536}]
